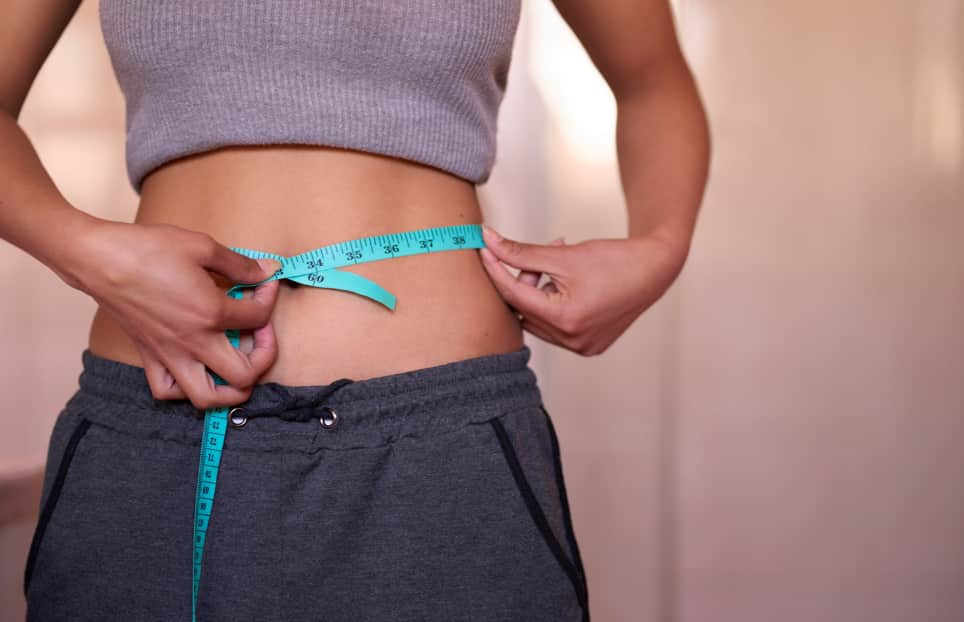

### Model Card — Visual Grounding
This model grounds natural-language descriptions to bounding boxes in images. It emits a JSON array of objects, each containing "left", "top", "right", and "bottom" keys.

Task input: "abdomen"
[{"left": 87, "top": 144, "right": 524, "bottom": 385}]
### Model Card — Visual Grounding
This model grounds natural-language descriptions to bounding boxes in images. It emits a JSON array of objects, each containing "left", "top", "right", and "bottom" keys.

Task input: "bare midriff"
[{"left": 86, "top": 144, "right": 524, "bottom": 386}]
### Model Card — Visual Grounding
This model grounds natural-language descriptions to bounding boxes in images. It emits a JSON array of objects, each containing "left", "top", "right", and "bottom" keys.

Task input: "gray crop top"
[{"left": 97, "top": 1, "right": 523, "bottom": 194}]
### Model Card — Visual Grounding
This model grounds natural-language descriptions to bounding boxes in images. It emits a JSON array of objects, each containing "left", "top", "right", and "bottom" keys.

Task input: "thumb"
[
  {"left": 481, "top": 225, "right": 565, "bottom": 273},
  {"left": 255, "top": 258, "right": 283, "bottom": 278},
  {"left": 199, "top": 238, "right": 284, "bottom": 285},
  {"left": 234, "top": 257, "right": 282, "bottom": 286},
  {"left": 517, "top": 236, "right": 566, "bottom": 286}
]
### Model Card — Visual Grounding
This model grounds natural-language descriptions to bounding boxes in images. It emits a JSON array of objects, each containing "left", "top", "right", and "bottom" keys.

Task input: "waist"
[
  {"left": 88, "top": 145, "right": 524, "bottom": 384},
  {"left": 69, "top": 343, "right": 541, "bottom": 453}
]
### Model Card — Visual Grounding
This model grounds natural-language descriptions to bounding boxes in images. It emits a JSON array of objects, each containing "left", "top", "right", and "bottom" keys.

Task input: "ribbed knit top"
[{"left": 97, "top": 1, "right": 523, "bottom": 194}]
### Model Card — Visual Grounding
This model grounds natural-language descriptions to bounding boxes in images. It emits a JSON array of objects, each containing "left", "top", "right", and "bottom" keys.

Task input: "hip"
[{"left": 25, "top": 344, "right": 590, "bottom": 621}]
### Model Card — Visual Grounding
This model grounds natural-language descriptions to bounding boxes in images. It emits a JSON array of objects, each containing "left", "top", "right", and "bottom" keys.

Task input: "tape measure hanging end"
[{"left": 191, "top": 291, "right": 241, "bottom": 621}]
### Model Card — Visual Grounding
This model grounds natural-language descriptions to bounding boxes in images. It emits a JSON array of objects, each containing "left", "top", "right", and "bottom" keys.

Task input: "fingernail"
[
  {"left": 482, "top": 224, "right": 503, "bottom": 242},
  {"left": 258, "top": 258, "right": 282, "bottom": 273}
]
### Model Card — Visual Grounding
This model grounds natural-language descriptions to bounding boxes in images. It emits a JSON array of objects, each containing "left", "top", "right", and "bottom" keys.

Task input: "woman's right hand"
[{"left": 60, "top": 217, "right": 283, "bottom": 410}]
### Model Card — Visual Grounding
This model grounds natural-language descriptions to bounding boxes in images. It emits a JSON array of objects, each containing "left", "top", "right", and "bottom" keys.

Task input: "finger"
[
  {"left": 516, "top": 269, "right": 540, "bottom": 288},
  {"left": 139, "top": 346, "right": 187, "bottom": 401},
  {"left": 516, "top": 237, "right": 565, "bottom": 287},
  {"left": 232, "top": 290, "right": 256, "bottom": 354},
  {"left": 236, "top": 329, "right": 254, "bottom": 354},
  {"left": 166, "top": 356, "right": 254, "bottom": 410},
  {"left": 247, "top": 320, "right": 278, "bottom": 377},
  {"left": 197, "top": 237, "right": 282, "bottom": 285},
  {"left": 197, "top": 321, "right": 277, "bottom": 390},
  {"left": 481, "top": 225, "right": 567, "bottom": 273},
  {"left": 520, "top": 317, "right": 562, "bottom": 348},
  {"left": 518, "top": 306, "right": 556, "bottom": 334},
  {"left": 480, "top": 246, "right": 556, "bottom": 320},
  {"left": 216, "top": 278, "right": 281, "bottom": 330}
]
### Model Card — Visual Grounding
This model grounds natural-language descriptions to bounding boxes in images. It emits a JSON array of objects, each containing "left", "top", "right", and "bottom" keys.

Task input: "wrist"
[
  {"left": 629, "top": 221, "right": 692, "bottom": 265},
  {"left": 43, "top": 208, "right": 110, "bottom": 292}
]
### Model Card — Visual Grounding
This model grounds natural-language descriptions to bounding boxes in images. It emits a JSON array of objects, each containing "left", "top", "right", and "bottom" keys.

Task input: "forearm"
[
  {"left": 0, "top": 111, "right": 103, "bottom": 289},
  {"left": 614, "top": 60, "right": 710, "bottom": 255}
]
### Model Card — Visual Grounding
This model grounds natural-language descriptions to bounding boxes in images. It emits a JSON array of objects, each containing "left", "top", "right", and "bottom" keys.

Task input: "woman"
[{"left": 2, "top": 0, "right": 708, "bottom": 620}]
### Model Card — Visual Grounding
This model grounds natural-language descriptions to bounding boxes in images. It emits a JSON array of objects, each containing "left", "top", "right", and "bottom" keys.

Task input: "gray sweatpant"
[{"left": 23, "top": 344, "right": 590, "bottom": 621}]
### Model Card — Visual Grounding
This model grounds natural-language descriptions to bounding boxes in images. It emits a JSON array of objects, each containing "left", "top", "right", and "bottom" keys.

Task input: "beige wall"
[
  {"left": 2, "top": 1, "right": 962, "bottom": 620},
  {"left": 672, "top": 2, "right": 964, "bottom": 621}
]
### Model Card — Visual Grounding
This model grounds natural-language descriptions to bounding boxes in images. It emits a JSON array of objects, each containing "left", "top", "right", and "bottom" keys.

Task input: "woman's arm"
[
  {"left": 0, "top": 0, "right": 92, "bottom": 281},
  {"left": 0, "top": 101, "right": 104, "bottom": 290},
  {"left": 552, "top": 0, "right": 710, "bottom": 250},
  {"left": 478, "top": 0, "right": 710, "bottom": 355},
  {"left": 0, "top": 0, "right": 282, "bottom": 409}
]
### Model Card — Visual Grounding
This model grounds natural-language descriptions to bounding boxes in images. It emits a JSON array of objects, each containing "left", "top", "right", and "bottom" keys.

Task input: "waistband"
[{"left": 66, "top": 345, "right": 542, "bottom": 454}]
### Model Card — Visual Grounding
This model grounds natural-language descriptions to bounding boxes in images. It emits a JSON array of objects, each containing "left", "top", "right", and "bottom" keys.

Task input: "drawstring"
[{"left": 244, "top": 377, "right": 356, "bottom": 422}]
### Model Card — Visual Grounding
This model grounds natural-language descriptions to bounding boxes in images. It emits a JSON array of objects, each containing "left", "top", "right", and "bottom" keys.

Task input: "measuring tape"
[{"left": 192, "top": 223, "right": 486, "bottom": 620}]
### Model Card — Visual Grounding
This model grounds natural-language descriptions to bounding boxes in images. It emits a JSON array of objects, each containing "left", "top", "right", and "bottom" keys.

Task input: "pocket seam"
[
  {"left": 23, "top": 416, "right": 93, "bottom": 597},
  {"left": 488, "top": 413, "right": 589, "bottom": 617},
  {"left": 540, "top": 404, "right": 590, "bottom": 612}
]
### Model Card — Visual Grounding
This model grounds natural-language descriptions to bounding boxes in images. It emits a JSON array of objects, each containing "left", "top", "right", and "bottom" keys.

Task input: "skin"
[{"left": 0, "top": 0, "right": 709, "bottom": 410}]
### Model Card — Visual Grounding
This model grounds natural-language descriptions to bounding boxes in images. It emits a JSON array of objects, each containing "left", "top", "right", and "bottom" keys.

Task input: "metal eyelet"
[
  {"left": 318, "top": 406, "right": 338, "bottom": 429},
  {"left": 229, "top": 407, "right": 248, "bottom": 429}
]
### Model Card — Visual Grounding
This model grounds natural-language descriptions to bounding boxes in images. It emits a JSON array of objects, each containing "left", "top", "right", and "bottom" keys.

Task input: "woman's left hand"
[{"left": 479, "top": 224, "right": 689, "bottom": 356}]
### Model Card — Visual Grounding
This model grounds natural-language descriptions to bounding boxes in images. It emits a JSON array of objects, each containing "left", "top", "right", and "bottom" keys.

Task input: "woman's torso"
[{"left": 87, "top": 145, "right": 524, "bottom": 385}]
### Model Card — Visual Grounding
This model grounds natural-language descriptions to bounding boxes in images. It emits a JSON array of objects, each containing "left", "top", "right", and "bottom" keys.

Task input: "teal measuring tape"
[{"left": 192, "top": 223, "right": 486, "bottom": 620}]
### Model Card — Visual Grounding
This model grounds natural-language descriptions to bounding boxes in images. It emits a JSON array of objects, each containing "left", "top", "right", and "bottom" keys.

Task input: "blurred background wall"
[{"left": 2, "top": 1, "right": 962, "bottom": 620}]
